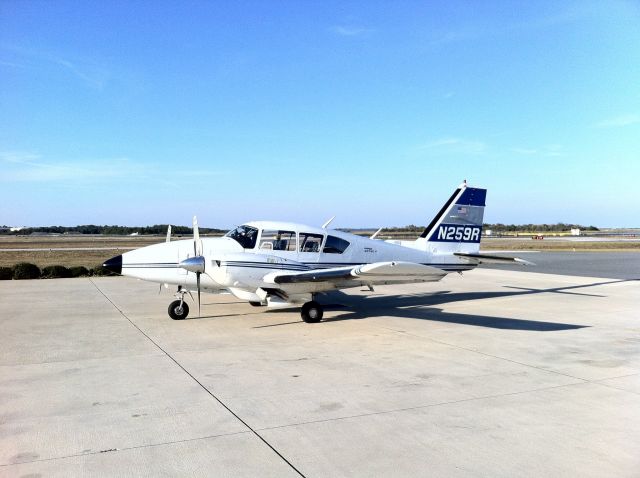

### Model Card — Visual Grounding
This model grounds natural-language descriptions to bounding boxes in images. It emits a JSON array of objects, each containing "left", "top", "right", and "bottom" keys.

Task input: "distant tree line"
[
  {"left": 362, "top": 223, "right": 600, "bottom": 233},
  {"left": 384, "top": 225, "right": 424, "bottom": 232},
  {"left": 483, "top": 223, "right": 599, "bottom": 232},
  {"left": 0, "top": 223, "right": 599, "bottom": 235},
  {"left": 0, "top": 224, "right": 226, "bottom": 235}
]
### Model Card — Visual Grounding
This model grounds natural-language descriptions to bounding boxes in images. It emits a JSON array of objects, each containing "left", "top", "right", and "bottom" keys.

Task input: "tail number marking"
[{"left": 435, "top": 225, "right": 481, "bottom": 243}]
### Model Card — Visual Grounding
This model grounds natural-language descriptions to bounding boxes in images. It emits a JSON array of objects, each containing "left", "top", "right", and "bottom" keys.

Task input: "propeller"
[
  {"left": 193, "top": 216, "right": 202, "bottom": 316},
  {"left": 178, "top": 216, "right": 205, "bottom": 316}
]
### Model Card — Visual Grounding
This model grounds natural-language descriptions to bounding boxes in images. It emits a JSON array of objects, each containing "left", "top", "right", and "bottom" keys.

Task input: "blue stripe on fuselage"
[{"left": 121, "top": 261, "right": 477, "bottom": 273}]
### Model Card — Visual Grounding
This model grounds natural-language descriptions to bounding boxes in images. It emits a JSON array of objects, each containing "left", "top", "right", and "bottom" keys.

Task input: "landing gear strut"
[
  {"left": 301, "top": 301, "right": 323, "bottom": 323},
  {"left": 168, "top": 286, "right": 190, "bottom": 320}
]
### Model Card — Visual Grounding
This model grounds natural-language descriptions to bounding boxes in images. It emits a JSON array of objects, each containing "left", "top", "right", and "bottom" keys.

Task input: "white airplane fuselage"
[{"left": 120, "top": 220, "right": 476, "bottom": 297}]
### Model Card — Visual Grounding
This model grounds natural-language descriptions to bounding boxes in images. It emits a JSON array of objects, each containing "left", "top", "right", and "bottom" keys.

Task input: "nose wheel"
[
  {"left": 301, "top": 301, "right": 323, "bottom": 323},
  {"left": 168, "top": 299, "right": 189, "bottom": 320},
  {"left": 168, "top": 286, "right": 190, "bottom": 320}
]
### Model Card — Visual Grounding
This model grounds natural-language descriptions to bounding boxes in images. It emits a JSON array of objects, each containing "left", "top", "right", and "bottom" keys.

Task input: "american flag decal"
[{"left": 457, "top": 206, "right": 468, "bottom": 214}]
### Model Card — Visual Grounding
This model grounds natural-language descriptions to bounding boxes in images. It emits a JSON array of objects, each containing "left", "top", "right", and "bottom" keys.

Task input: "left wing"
[{"left": 264, "top": 261, "right": 447, "bottom": 286}]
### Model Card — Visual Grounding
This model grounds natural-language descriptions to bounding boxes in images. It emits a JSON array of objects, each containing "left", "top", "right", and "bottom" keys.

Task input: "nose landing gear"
[{"left": 168, "top": 286, "right": 190, "bottom": 320}]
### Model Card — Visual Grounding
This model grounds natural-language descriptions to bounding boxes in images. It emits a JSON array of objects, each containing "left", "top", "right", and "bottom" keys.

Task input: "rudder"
[{"left": 420, "top": 181, "right": 486, "bottom": 249}]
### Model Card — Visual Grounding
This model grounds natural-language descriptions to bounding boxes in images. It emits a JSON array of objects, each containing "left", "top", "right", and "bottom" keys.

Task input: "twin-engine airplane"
[{"left": 103, "top": 181, "right": 532, "bottom": 322}]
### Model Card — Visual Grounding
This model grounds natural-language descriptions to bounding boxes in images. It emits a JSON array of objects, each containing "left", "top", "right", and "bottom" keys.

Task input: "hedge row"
[{"left": 0, "top": 263, "right": 116, "bottom": 280}]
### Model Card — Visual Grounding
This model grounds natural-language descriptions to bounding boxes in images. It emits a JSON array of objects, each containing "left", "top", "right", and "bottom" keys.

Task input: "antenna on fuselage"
[
  {"left": 370, "top": 227, "right": 383, "bottom": 239},
  {"left": 322, "top": 216, "right": 335, "bottom": 229}
]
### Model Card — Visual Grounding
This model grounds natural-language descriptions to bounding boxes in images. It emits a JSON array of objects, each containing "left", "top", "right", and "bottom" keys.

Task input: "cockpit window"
[
  {"left": 260, "top": 230, "right": 297, "bottom": 251},
  {"left": 299, "top": 233, "right": 324, "bottom": 252},
  {"left": 322, "top": 235, "right": 350, "bottom": 254},
  {"left": 225, "top": 225, "right": 259, "bottom": 249}
]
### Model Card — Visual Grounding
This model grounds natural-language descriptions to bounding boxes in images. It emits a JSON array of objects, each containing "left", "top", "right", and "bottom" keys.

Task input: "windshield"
[{"left": 225, "top": 225, "right": 259, "bottom": 249}]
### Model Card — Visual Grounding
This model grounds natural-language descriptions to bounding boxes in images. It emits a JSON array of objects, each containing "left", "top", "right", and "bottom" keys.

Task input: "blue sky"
[{"left": 1, "top": 1, "right": 639, "bottom": 228}]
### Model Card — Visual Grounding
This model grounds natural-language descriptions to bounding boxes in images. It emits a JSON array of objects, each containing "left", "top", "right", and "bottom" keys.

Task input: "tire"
[
  {"left": 168, "top": 300, "right": 189, "bottom": 320},
  {"left": 301, "top": 301, "right": 323, "bottom": 323},
  {"left": 249, "top": 301, "right": 264, "bottom": 307}
]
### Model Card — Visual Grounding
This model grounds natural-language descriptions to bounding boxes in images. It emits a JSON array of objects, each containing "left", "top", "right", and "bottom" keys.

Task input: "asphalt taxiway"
[
  {"left": 484, "top": 251, "right": 640, "bottom": 280},
  {"left": 1, "top": 269, "right": 638, "bottom": 477}
]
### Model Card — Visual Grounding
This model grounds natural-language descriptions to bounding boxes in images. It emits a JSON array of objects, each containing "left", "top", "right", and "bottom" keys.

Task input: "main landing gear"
[
  {"left": 166, "top": 289, "right": 324, "bottom": 323},
  {"left": 301, "top": 301, "right": 323, "bottom": 323},
  {"left": 168, "top": 286, "right": 190, "bottom": 320}
]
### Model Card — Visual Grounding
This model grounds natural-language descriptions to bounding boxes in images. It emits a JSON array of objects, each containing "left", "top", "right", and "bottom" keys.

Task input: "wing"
[
  {"left": 263, "top": 261, "right": 447, "bottom": 287},
  {"left": 454, "top": 252, "right": 535, "bottom": 266}
]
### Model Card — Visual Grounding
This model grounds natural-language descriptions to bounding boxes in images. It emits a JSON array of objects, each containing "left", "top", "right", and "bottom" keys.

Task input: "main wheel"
[
  {"left": 301, "top": 301, "right": 323, "bottom": 323},
  {"left": 249, "top": 301, "right": 264, "bottom": 307},
  {"left": 168, "top": 300, "right": 189, "bottom": 320}
]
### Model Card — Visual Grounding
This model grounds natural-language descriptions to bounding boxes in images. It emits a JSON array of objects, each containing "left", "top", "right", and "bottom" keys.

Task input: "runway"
[{"left": 1, "top": 269, "right": 638, "bottom": 477}]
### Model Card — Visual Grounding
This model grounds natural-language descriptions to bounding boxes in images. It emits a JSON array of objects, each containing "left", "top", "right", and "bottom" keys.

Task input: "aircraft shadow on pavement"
[
  {"left": 309, "top": 278, "right": 631, "bottom": 331},
  {"left": 324, "top": 299, "right": 585, "bottom": 331}
]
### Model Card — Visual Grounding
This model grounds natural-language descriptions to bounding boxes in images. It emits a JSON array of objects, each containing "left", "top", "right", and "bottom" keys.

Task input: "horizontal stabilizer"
[{"left": 454, "top": 252, "right": 535, "bottom": 266}]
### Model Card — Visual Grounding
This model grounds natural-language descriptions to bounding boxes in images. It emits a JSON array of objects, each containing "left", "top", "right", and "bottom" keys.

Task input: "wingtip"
[{"left": 515, "top": 258, "right": 536, "bottom": 266}]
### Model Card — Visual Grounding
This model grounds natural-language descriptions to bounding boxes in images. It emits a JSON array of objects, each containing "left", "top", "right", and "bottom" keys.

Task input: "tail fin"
[{"left": 420, "top": 181, "right": 486, "bottom": 250}]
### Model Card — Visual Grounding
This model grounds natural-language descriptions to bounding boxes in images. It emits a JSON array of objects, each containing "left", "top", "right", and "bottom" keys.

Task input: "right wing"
[{"left": 263, "top": 261, "right": 447, "bottom": 287}]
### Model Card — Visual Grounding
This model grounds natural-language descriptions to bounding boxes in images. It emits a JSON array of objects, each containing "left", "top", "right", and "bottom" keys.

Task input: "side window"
[
  {"left": 260, "top": 230, "right": 297, "bottom": 251},
  {"left": 299, "top": 233, "right": 324, "bottom": 253},
  {"left": 322, "top": 235, "right": 350, "bottom": 254}
]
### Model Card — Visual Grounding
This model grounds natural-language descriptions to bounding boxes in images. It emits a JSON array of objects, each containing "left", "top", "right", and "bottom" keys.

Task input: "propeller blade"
[
  {"left": 196, "top": 272, "right": 201, "bottom": 317},
  {"left": 189, "top": 216, "right": 204, "bottom": 317},
  {"left": 193, "top": 216, "right": 201, "bottom": 256},
  {"left": 166, "top": 225, "right": 172, "bottom": 243}
]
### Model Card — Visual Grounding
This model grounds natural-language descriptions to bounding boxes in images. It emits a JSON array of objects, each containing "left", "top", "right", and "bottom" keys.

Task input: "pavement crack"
[
  {"left": 589, "top": 374, "right": 640, "bottom": 396},
  {"left": 378, "top": 327, "right": 640, "bottom": 396},
  {"left": 0, "top": 430, "right": 250, "bottom": 467},
  {"left": 380, "top": 325, "right": 590, "bottom": 383},
  {"left": 256, "top": 381, "right": 589, "bottom": 432}
]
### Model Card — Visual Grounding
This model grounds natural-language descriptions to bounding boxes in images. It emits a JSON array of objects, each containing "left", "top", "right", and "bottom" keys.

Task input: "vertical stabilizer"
[{"left": 420, "top": 181, "right": 486, "bottom": 252}]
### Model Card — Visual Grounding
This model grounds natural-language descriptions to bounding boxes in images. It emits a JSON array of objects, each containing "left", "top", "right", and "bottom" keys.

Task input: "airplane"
[{"left": 102, "top": 181, "right": 532, "bottom": 322}]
